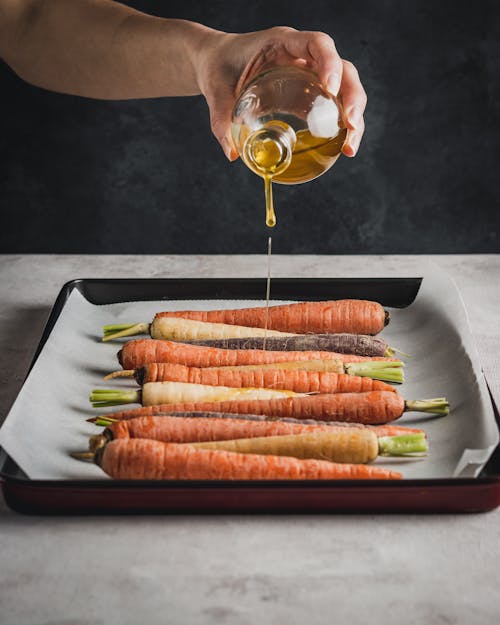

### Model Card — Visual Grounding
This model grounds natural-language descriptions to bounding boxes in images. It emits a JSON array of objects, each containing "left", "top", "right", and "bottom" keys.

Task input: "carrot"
[
  {"left": 165, "top": 363, "right": 396, "bottom": 392},
  {"left": 118, "top": 339, "right": 399, "bottom": 370},
  {"left": 90, "top": 380, "right": 302, "bottom": 408},
  {"left": 157, "top": 300, "right": 389, "bottom": 334},
  {"left": 189, "top": 431, "right": 427, "bottom": 463},
  {"left": 102, "top": 317, "right": 296, "bottom": 342},
  {"left": 181, "top": 333, "right": 393, "bottom": 356},
  {"left": 93, "top": 392, "right": 449, "bottom": 425},
  {"left": 108, "top": 362, "right": 398, "bottom": 393},
  {"left": 102, "top": 299, "right": 389, "bottom": 341},
  {"left": 106, "top": 359, "right": 405, "bottom": 384},
  {"left": 93, "top": 438, "right": 403, "bottom": 480},
  {"left": 89, "top": 411, "right": 426, "bottom": 438},
  {"left": 89, "top": 415, "right": 427, "bottom": 462}
]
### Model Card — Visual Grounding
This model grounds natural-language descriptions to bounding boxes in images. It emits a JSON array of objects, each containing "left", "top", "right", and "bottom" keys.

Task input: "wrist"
[{"left": 177, "top": 20, "right": 226, "bottom": 95}]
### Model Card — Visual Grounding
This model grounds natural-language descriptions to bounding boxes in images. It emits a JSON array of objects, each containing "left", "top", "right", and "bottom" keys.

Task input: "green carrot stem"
[
  {"left": 94, "top": 417, "right": 118, "bottom": 427},
  {"left": 89, "top": 388, "right": 141, "bottom": 408},
  {"left": 391, "top": 346, "right": 411, "bottom": 358},
  {"left": 378, "top": 433, "right": 428, "bottom": 456},
  {"left": 347, "top": 361, "right": 404, "bottom": 369},
  {"left": 345, "top": 361, "right": 404, "bottom": 383},
  {"left": 103, "top": 323, "right": 139, "bottom": 332},
  {"left": 405, "top": 398, "right": 450, "bottom": 416},
  {"left": 101, "top": 322, "right": 150, "bottom": 342}
]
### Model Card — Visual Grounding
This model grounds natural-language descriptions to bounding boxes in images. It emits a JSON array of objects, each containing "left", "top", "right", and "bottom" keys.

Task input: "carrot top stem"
[
  {"left": 405, "top": 398, "right": 450, "bottom": 416},
  {"left": 344, "top": 361, "right": 404, "bottom": 383},
  {"left": 378, "top": 433, "right": 428, "bottom": 456},
  {"left": 94, "top": 416, "right": 119, "bottom": 427},
  {"left": 102, "top": 322, "right": 150, "bottom": 342},
  {"left": 90, "top": 389, "right": 141, "bottom": 408},
  {"left": 391, "top": 346, "right": 411, "bottom": 358}
]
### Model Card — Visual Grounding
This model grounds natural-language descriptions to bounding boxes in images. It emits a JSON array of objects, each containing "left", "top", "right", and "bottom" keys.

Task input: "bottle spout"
[{"left": 243, "top": 122, "right": 296, "bottom": 178}]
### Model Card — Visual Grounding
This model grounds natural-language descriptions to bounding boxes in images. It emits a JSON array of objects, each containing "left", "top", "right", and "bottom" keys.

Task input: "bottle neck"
[{"left": 243, "top": 122, "right": 297, "bottom": 178}]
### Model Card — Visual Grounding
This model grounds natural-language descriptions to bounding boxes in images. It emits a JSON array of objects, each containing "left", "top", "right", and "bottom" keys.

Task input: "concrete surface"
[{"left": 0, "top": 254, "right": 499, "bottom": 625}]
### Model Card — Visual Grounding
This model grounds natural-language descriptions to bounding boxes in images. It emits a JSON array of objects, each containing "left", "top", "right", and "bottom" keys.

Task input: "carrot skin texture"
[
  {"left": 191, "top": 430, "right": 380, "bottom": 464},
  {"left": 104, "top": 414, "right": 417, "bottom": 445},
  {"left": 155, "top": 300, "right": 387, "bottom": 335},
  {"left": 95, "top": 410, "right": 424, "bottom": 438},
  {"left": 150, "top": 316, "right": 294, "bottom": 340},
  {"left": 134, "top": 362, "right": 396, "bottom": 393},
  {"left": 118, "top": 339, "right": 396, "bottom": 370},
  {"left": 98, "top": 438, "right": 402, "bottom": 480},
  {"left": 97, "top": 391, "right": 406, "bottom": 425},
  {"left": 181, "top": 333, "right": 389, "bottom": 356}
]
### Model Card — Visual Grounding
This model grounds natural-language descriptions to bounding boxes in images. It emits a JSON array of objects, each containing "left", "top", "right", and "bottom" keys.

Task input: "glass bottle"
[{"left": 231, "top": 65, "right": 347, "bottom": 226}]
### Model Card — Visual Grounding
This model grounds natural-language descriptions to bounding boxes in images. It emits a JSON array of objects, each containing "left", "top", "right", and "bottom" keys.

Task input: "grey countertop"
[{"left": 0, "top": 254, "right": 499, "bottom": 625}]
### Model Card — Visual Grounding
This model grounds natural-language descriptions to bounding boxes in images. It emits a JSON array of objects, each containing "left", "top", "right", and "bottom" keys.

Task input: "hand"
[{"left": 196, "top": 26, "right": 367, "bottom": 160}]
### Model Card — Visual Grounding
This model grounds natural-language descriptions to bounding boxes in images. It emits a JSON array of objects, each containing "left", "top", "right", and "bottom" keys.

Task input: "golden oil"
[{"left": 231, "top": 66, "right": 347, "bottom": 227}]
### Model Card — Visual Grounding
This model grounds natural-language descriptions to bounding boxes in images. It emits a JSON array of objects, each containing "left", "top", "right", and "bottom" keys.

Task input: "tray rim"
[{"left": 1, "top": 276, "right": 499, "bottom": 513}]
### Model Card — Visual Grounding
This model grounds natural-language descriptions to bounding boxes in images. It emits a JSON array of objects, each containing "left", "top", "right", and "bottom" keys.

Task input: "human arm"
[{"left": 0, "top": 0, "right": 366, "bottom": 158}]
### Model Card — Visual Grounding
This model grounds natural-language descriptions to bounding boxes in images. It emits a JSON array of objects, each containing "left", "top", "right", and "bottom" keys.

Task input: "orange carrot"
[
  {"left": 106, "top": 359, "right": 405, "bottom": 385},
  {"left": 118, "top": 339, "right": 398, "bottom": 370},
  {"left": 90, "top": 411, "right": 425, "bottom": 438},
  {"left": 91, "top": 426, "right": 427, "bottom": 464},
  {"left": 155, "top": 299, "right": 388, "bottom": 335},
  {"left": 95, "top": 392, "right": 448, "bottom": 425},
  {"left": 130, "top": 362, "right": 397, "bottom": 393},
  {"left": 93, "top": 391, "right": 404, "bottom": 424},
  {"left": 90, "top": 415, "right": 426, "bottom": 454},
  {"left": 96, "top": 438, "right": 402, "bottom": 480}
]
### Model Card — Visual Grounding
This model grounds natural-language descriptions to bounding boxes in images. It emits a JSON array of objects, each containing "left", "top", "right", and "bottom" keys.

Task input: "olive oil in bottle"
[{"left": 231, "top": 66, "right": 347, "bottom": 227}]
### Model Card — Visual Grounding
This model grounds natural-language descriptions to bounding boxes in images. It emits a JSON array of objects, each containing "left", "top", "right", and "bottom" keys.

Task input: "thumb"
[{"left": 205, "top": 87, "right": 239, "bottom": 161}]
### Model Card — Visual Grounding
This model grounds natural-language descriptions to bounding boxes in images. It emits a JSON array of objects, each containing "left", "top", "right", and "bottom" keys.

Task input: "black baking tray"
[{"left": 1, "top": 277, "right": 499, "bottom": 514}]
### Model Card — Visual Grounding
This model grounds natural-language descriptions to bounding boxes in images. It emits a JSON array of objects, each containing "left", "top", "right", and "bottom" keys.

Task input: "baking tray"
[{"left": 1, "top": 277, "right": 499, "bottom": 514}]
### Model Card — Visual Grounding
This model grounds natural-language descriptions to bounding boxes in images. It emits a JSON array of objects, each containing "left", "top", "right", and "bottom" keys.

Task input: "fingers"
[
  {"left": 205, "top": 86, "right": 239, "bottom": 161},
  {"left": 204, "top": 28, "right": 366, "bottom": 161},
  {"left": 338, "top": 59, "right": 367, "bottom": 157},
  {"left": 279, "top": 30, "right": 367, "bottom": 157},
  {"left": 278, "top": 29, "right": 344, "bottom": 95}
]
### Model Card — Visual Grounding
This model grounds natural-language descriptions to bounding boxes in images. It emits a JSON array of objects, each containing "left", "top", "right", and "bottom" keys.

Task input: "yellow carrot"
[
  {"left": 90, "top": 380, "right": 302, "bottom": 408},
  {"left": 191, "top": 429, "right": 380, "bottom": 463}
]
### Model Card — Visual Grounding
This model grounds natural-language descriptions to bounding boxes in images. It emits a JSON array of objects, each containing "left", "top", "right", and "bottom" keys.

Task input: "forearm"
[{"left": 0, "top": 0, "right": 219, "bottom": 99}]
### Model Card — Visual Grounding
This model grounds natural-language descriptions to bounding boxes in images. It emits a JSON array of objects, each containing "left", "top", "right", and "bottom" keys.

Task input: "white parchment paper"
[{"left": 0, "top": 268, "right": 498, "bottom": 479}]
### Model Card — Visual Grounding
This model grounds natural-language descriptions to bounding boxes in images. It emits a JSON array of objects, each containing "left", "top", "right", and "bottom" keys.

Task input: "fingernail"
[
  {"left": 221, "top": 137, "right": 233, "bottom": 160},
  {"left": 344, "top": 133, "right": 360, "bottom": 157},
  {"left": 347, "top": 106, "right": 363, "bottom": 130},
  {"left": 327, "top": 73, "right": 341, "bottom": 96}
]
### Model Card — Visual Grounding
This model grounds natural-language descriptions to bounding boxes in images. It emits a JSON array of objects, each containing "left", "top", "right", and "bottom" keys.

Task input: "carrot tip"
[
  {"left": 89, "top": 435, "right": 108, "bottom": 453},
  {"left": 70, "top": 451, "right": 95, "bottom": 462},
  {"left": 103, "top": 370, "right": 136, "bottom": 380}
]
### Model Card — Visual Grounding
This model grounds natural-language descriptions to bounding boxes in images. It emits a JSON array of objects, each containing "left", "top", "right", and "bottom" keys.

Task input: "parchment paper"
[{"left": 0, "top": 268, "right": 498, "bottom": 479}]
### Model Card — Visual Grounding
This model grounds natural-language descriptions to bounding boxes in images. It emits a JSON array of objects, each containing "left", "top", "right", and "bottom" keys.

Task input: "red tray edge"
[{"left": 3, "top": 477, "right": 500, "bottom": 515}]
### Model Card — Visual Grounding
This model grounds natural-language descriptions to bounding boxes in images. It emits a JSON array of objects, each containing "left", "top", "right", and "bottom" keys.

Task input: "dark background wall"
[{"left": 1, "top": 0, "right": 498, "bottom": 254}]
